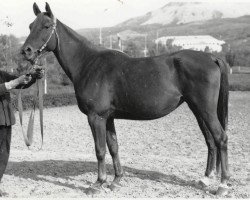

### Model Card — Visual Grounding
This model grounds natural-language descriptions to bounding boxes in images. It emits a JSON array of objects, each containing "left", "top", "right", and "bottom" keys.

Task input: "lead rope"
[
  {"left": 38, "top": 78, "right": 44, "bottom": 149},
  {"left": 18, "top": 17, "right": 58, "bottom": 149},
  {"left": 18, "top": 69, "right": 44, "bottom": 149}
]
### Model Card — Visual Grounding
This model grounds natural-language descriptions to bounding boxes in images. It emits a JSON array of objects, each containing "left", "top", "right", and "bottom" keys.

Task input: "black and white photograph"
[{"left": 0, "top": 0, "right": 249, "bottom": 198}]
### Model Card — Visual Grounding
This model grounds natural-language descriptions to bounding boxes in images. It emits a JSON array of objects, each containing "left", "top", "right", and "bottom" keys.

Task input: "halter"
[
  {"left": 37, "top": 16, "right": 60, "bottom": 56},
  {"left": 32, "top": 16, "right": 60, "bottom": 68}
]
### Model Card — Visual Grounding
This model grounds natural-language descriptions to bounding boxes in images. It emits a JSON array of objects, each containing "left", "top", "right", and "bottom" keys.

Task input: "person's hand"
[
  {"left": 29, "top": 67, "right": 45, "bottom": 79},
  {"left": 17, "top": 75, "right": 32, "bottom": 85},
  {"left": 35, "top": 68, "right": 45, "bottom": 79}
]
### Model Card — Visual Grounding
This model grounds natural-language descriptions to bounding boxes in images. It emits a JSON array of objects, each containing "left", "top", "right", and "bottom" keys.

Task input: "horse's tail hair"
[{"left": 213, "top": 57, "right": 229, "bottom": 131}]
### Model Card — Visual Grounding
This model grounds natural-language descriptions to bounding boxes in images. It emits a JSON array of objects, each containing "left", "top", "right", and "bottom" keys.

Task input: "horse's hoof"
[
  {"left": 86, "top": 186, "right": 102, "bottom": 195},
  {"left": 108, "top": 182, "right": 122, "bottom": 192},
  {"left": 197, "top": 177, "right": 210, "bottom": 189},
  {"left": 197, "top": 180, "right": 208, "bottom": 189},
  {"left": 216, "top": 186, "right": 229, "bottom": 196},
  {"left": 86, "top": 181, "right": 110, "bottom": 195}
]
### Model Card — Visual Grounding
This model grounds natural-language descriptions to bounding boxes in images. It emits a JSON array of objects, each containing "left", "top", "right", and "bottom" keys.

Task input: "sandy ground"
[{"left": 0, "top": 91, "right": 249, "bottom": 198}]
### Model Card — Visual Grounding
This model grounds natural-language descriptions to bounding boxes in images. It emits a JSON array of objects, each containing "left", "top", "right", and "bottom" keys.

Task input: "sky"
[
  {"left": 0, "top": 0, "right": 248, "bottom": 37},
  {"left": 0, "top": 0, "right": 169, "bottom": 37}
]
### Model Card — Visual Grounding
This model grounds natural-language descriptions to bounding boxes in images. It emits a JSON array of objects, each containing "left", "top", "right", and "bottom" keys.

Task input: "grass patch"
[
  {"left": 12, "top": 92, "right": 77, "bottom": 111},
  {"left": 229, "top": 73, "right": 250, "bottom": 91}
]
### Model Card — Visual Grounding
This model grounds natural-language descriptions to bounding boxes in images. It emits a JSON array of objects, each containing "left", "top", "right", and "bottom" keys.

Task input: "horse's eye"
[{"left": 44, "top": 24, "right": 50, "bottom": 29}]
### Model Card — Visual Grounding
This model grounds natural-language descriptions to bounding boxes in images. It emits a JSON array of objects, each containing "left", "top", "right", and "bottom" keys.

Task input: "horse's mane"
[{"left": 57, "top": 19, "right": 104, "bottom": 52}]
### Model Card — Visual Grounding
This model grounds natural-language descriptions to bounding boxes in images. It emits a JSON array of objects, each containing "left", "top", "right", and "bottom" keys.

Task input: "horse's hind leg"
[
  {"left": 188, "top": 105, "right": 219, "bottom": 187},
  {"left": 106, "top": 118, "right": 123, "bottom": 191},
  {"left": 202, "top": 114, "right": 230, "bottom": 195},
  {"left": 196, "top": 117, "right": 219, "bottom": 180},
  {"left": 186, "top": 98, "right": 230, "bottom": 195}
]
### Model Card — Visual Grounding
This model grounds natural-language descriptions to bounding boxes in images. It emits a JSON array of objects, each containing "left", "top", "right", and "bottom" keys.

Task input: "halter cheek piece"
[{"left": 37, "top": 16, "right": 60, "bottom": 55}]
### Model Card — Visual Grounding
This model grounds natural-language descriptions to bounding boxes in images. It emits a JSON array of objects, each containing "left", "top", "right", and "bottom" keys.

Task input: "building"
[{"left": 155, "top": 35, "right": 225, "bottom": 52}]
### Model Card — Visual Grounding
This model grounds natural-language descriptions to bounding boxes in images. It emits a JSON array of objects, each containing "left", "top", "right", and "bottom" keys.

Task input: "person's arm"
[
  {"left": 4, "top": 68, "right": 44, "bottom": 90},
  {"left": 4, "top": 75, "right": 32, "bottom": 90},
  {"left": 0, "top": 83, "right": 8, "bottom": 96},
  {"left": 0, "top": 75, "right": 31, "bottom": 95}
]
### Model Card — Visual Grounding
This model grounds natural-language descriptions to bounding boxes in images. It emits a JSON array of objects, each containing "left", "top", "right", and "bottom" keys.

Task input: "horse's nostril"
[
  {"left": 22, "top": 45, "right": 34, "bottom": 55},
  {"left": 21, "top": 45, "right": 34, "bottom": 58},
  {"left": 21, "top": 49, "right": 25, "bottom": 55},
  {"left": 26, "top": 47, "right": 32, "bottom": 52}
]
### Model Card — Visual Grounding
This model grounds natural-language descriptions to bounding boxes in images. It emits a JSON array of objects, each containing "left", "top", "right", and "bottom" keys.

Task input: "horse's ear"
[
  {"left": 33, "top": 2, "right": 41, "bottom": 16},
  {"left": 45, "top": 2, "right": 54, "bottom": 18}
]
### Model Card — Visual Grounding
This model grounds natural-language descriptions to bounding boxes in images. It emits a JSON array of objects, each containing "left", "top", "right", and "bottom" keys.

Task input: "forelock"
[{"left": 35, "top": 13, "right": 52, "bottom": 23}]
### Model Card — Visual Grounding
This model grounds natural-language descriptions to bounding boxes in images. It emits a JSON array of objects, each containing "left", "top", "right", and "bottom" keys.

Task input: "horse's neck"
[{"left": 53, "top": 20, "right": 99, "bottom": 81}]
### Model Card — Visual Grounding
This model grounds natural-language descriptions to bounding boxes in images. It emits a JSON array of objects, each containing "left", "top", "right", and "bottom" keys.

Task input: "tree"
[
  {"left": 0, "top": 34, "right": 21, "bottom": 71},
  {"left": 123, "top": 41, "right": 140, "bottom": 57},
  {"left": 225, "top": 50, "right": 236, "bottom": 67},
  {"left": 204, "top": 46, "right": 211, "bottom": 53},
  {"left": 225, "top": 50, "right": 236, "bottom": 74},
  {"left": 165, "top": 39, "right": 182, "bottom": 54}
]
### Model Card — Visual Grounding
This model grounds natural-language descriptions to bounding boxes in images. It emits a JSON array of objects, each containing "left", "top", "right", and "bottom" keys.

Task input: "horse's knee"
[
  {"left": 206, "top": 119, "right": 227, "bottom": 149},
  {"left": 96, "top": 148, "right": 106, "bottom": 161},
  {"left": 212, "top": 132, "right": 228, "bottom": 151}
]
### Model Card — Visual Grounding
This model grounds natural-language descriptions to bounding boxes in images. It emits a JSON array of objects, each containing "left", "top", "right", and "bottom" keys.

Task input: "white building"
[{"left": 155, "top": 35, "right": 225, "bottom": 52}]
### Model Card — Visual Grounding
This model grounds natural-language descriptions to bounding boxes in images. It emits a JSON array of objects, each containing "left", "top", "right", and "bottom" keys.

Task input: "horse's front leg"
[
  {"left": 106, "top": 118, "right": 123, "bottom": 191},
  {"left": 87, "top": 113, "right": 107, "bottom": 194}
]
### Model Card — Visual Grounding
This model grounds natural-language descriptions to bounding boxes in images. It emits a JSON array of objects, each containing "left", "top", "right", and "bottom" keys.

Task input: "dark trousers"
[{"left": 0, "top": 126, "right": 11, "bottom": 182}]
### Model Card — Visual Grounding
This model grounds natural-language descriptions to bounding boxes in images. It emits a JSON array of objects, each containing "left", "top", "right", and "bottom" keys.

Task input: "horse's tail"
[{"left": 213, "top": 57, "right": 229, "bottom": 131}]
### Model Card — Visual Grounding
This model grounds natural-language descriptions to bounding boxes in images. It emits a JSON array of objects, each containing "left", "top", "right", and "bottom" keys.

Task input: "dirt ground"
[{"left": 1, "top": 91, "right": 249, "bottom": 198}]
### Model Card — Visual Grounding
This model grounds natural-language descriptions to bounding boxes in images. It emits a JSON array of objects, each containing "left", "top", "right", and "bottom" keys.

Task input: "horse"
[{"left": 21, "top": 2, "right": 230, "bottom": 196}]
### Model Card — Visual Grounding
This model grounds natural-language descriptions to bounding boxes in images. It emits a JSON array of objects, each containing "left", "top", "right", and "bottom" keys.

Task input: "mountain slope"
[
  {"left": 77, "top": 15, "right": 250, "bottom": 66},
  {"left": 78, "top": 15, "right": 250, "bottom": 43},
  {"left": 117, "top": 2, "right": 250, "bottom": 27}
]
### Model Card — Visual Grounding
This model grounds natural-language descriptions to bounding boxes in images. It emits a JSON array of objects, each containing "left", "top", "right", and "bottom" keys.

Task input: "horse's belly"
[{"left": 115, "top": 90, "right": 182, "bottom": 120}]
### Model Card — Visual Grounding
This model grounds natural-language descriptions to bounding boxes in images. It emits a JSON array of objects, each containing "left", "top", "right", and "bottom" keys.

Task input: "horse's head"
[{"left": 21, "top": 2, "right": 58, "bottom": 63}]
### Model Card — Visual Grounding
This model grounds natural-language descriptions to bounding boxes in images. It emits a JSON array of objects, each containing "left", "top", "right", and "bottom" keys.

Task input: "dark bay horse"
[{"left": 21, "top": 3, "right": 230, "bottom": 196}]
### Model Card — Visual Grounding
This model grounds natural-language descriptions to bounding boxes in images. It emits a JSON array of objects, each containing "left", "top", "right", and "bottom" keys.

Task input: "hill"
[
  {"left": 116, "top": 2, "right": 250, "bottom": 27},
  {"left": 77, "top": 15, "right": 250, "bottom": 47}
]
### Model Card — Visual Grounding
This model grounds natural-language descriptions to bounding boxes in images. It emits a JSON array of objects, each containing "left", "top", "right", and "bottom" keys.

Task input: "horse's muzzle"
[{"left": 21, "top": 45, "right": 38, "bottom": 64}]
